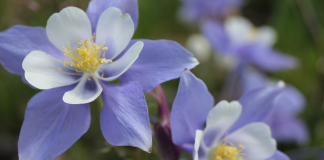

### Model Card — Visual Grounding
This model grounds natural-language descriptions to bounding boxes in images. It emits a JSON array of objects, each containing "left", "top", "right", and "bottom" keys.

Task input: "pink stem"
[{"left": 156, "top": 85, "right": 170, "bottom": 125}]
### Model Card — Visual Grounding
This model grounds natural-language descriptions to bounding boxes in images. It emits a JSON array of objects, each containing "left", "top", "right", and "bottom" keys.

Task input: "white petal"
[
  {"left": 96, "top": 7, "right": 135, "bottom": 60},
  {"left": 256, "top": 26, "right": 277, "bottom": 46},
  {"left": 46, "top": 7, "right": 92, "bottom": 52},
  {"left": 226, "top": 122, "right": 277, "bottom": 160},
  {"left": 225, "top": 16, "right": 254, "bottom": 45},
  {"left": 194, "top": 130, "right": 204, "bottom": 160},
  {"left": 96, "top": 41, "right": 144, "bottom": 81},
  {"left": 186, "top": 34, "right": 212, "bottom": 63},
  {"left": 63, "top": 74, "right": 102, "bottom": 104},
  {"left": 23, "top": 51, "right": 81, "bottom": 89},
  {"left": 205, "top": 100, "right": 242, "bottom": 147}
]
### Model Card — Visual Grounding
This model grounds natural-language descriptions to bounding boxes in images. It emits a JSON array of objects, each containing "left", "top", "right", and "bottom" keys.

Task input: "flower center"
[
  {"left": 58, "top": 34, "right": 111, "bottom": 76},
  {"left": 210, "top": 141, "right": 245, "bottom": 160},
  {"left": 247, "top": 27, "right": 257, "bottom": 42}
]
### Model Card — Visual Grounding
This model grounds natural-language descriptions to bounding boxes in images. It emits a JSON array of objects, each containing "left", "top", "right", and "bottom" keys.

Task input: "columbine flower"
[
  {"left": 23, "top": 6, "right": 145, "bottom": 104},
  {"left": 242, "top": 69, "right": 309, "bottom": 145},
  {"left": 178, "top": 0, "right": 243, "bottom": 24},
  {"left": 202, "top": 16, "right": 297, "bottom": 71},
  {"left": 0, "top": 0, "right": 198, "bottom": 159},
  {"left": 170, "top": 70, "right": 290, "bottom": 160},
  {"left": 193, "top": 101, "right": 278, "bottom": 160}
]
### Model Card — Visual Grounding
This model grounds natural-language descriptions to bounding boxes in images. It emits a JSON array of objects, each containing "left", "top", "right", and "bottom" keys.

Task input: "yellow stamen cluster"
[
  {"left": 247, "top": 27, "right": 257, "bottom": 42},
  {"left": 210, "top": 141, "right": 246, "bottom": 160},
  {"left": 58, "top": 33, "right": 111, "bottom": 75}
]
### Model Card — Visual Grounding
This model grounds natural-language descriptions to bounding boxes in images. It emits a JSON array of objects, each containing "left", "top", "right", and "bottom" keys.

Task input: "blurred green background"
[{"left": 0, "top": 0, "right": 324, "bottom": 159}]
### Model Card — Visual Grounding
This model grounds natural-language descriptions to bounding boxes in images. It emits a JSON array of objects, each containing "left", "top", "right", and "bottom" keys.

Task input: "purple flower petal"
[
  {"left": 0, "top": 25, "right": 61, "bottom": 76},
  {"left": 270, "top": 118, "right": 309, "bottom": 145},
  {"left": 252, "top": 50, "right": 298, "bottom": 71},
  {"left": 242, "top": 69, "right": 305, "bottom": 118},
  {"left": 18, "top": 86, "right": 91, "bottom": 160},
  {"left": 170, "top": 70, "right": 214, "bottom": 145},
  {"left": 229, "top": 81, "right": 285, "bottom": 133},
  {"left": 86, "top": 0, "right": 139, "bottom": 32},
  {"left": 100, "top": 81, "right": 152, "bottom": 152},
  {"left": 237, "top": 44, "right": 298, "bottom": 71},
  {"left": 267, "top": 151, "right": 291, "bottom": 160},
  {"left": 120, "top": 40, "right": 199, "bottom": 92},
  {"left": 241, "top": 68, "right": 268, "bottom": 92},
  {"left": 182, "top": 143, "right": 194, "bottom": 155},
  {"left": 201, "top": 20, "right": 231, "bottom": 54},
  {"left": 272, "top": 85, "right": 306, "bottom": 118},
  {"left": 178, "top": 0, "right": 243, "bottom": 23}
]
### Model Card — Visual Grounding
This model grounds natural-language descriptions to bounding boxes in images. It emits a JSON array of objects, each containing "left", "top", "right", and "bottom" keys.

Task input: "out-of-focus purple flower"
[
  {"left": 170, "top": 70, "right": 290, "bottom": 160},
  {"left": 0, "top": 0, "right": 198, "bottom": 159},
  {"left": 242, "top": 69, "right": 309, "bottom": 145},
  {"left": 178, "top": 0, "right": 243, "bottom": 24},
  {"left": 201, "top": 16, "right": 298, "bottom": 72}
]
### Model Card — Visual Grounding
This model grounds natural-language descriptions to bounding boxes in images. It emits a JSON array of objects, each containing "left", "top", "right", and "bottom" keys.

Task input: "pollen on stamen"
[
  {"left": 210, "top": 140, "right": 246, "bottom": 160},
  {"left": 57, "top": 68, "right": 83, "bottom": 76},
  {"left": 247, "top": 27, "right": 258, "bottom": 42},
  {"left": 58, "top": 33, "right": 111, "bottom": 75}
]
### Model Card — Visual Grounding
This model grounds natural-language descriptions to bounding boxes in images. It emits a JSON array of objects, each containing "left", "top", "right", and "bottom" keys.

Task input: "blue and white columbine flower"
[
  {"left": 202, "top": 16, "right": 297, "bottom": 71},
  {"left": 0, "top": 0, "right": 198, "bottom": 159},
  {"left": 193, "top": 101, "right": 277, "bottom": 160},
  {"left": 170, "top": 70, "right": 290, "bottom": 160},
  {"left": 23, "top": 6, "right": 144, "bottom": 104}
]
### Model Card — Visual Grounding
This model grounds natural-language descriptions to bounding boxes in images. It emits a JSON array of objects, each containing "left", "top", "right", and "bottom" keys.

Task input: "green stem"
[{"left": 97, "top": 95, "right": 103, "bottom": 110}]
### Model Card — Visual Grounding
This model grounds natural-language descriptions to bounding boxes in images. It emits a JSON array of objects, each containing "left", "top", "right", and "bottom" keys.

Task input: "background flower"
[
  {"left": 201, "top": 16, "right": 297, "bottom": 72},
  {"left": 170, "top": 70, "right": 288, "bottom": 160},
  {"left": 193, "top": 102, "right": 278, "bottom": 160},
  {"left": 178, "top": 0, "right": 243, "bottom": 24}
]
